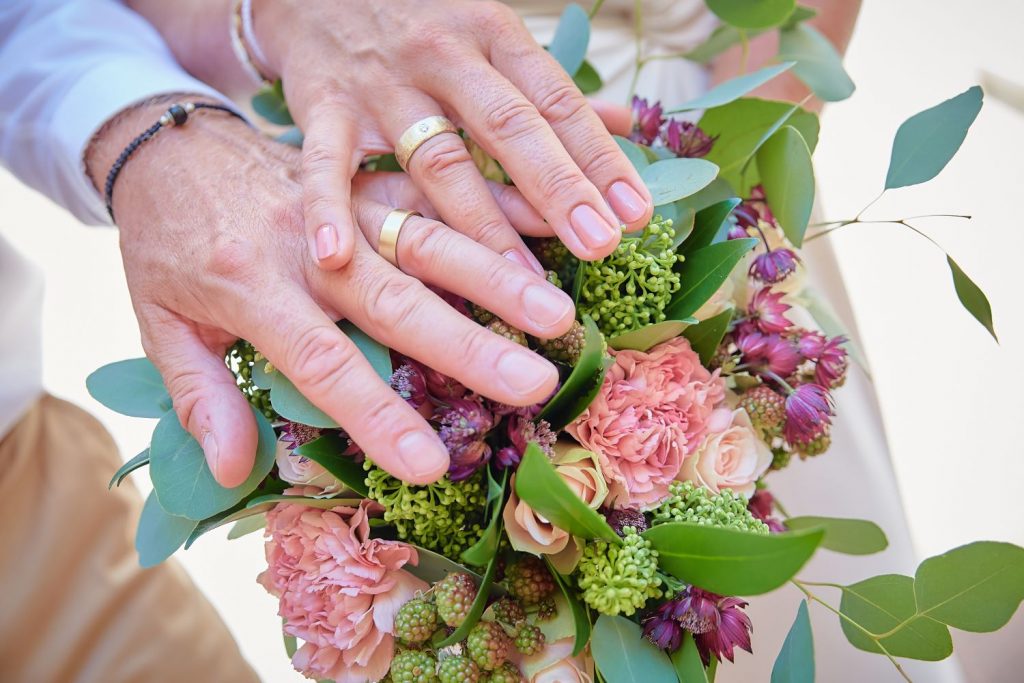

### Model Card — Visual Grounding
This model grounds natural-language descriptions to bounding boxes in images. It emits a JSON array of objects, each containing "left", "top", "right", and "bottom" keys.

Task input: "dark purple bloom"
[
  {"left": 495, "top": 445, "right": 521, "bottom": 469},
  {"left": 748, "top": 288, "right": 793, "bottom": 335},
  {"left": 815, "top": 336, "right": 849, "bottom": 389},
  {"left": 749, "top": 248, "right": 800, "bottom": 284},
  {"left": 630, "top": 96, "right": 664, "bottom": 146},
  {"left": 748, "top": 489, "right": 786, "bottom": 533},
  {"left": 423, "top": 365, "right": 468, "bottom": 402},
  {"left": 605, "top": 507, "right": 649, "bottom": 536},
  {"left": 670, "top": 587, "right": 722, "bottom": 634},
  {"left": 643, "top": 602, "right": 684, "bottom": 651},
  {"left": 280, "top": 421, "right": 324, "bottom": 452},
  {"left": 694, "top": 595, "right": 753, "bottom": 664},
  {"left": 662, "top": 119, "right": 715, "bottom": 158},
  {"left": 784, "top": 383, "right": 834, "bottom": 445},
  {"left": 737, "top": 332, "right": 801, "bottom": 378},
  {"left": 389, "top": 361, "right": 427, "bottom": 409},
  {"left": 435, "top": 397, "right": 494, "bottom": 479},
  {"left": 795, "top": 329, "right": 827, "bottom": 360},
  {"left": 731, "top": 203, "right": 761, "bottom": 231},
  {"left": 657, "top": 587, "right": 754, "bottom": 663},
  {"left": 495, "top": 416, "right": 556, "bottom": 471}
]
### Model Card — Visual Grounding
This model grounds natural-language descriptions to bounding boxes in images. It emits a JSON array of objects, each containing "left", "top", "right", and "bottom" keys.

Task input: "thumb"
[
  {"left": 142, "top": 311, "right": 258, "bottom": 488},
  {"left": 300, "top": 109, "right": 359, "bottom": 270}
]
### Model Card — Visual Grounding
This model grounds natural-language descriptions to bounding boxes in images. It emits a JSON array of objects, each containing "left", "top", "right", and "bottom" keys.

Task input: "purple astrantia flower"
[
  {"left": 662, "top": 119, "right": 715, "bottom": 158},
  {"left": 731, "top": 203, "right": 761, "bottom": 231},
  {"left": 495, "top": 416, "right": 556, "bottom": 469},
  {"left": 604, "top": 506, "right": 649, "bottom": 536},
  {"left": 280, "top": 421, "right": 324, "bottom": 452},
  {"left": 795, "top": 329, "right": 827, "bottom": 360},
  {"left": 747, "top": 489, "right": 786, "bottom": 533},
  {"left": 815, "top": 336, "right": 849, "bottom": 389},
  {"left": 694, "top": 595, "right": 753, "bottom": 664},
  {"left": 422, "top": 365, "right": 468, "bottom": 403},
  {"left": 630, "top": 96, "right": 664, "bottom": 145},
  {"left": 748, "top": 288, "right": 793, "bottom": 335},
  {"left": 389, "top": 361, "right": 427, "bottom": 409},
  {"left": 643, "top": 602, "right": 684, "bottom": 652},
  {"left": 737, "top": 332, "right": 802, "bottom": 378},
  {"left": 670, "top": 587, "right": 722, "bottom": 634},
  {"left": 435, "top": 397, "right": 494, "bottom": 480},
  {"left": 784, "top": 383, "right": 834, "bottom": 445},
  {"left": 749, "top": 248, "right": 800, "bottom": 284}
]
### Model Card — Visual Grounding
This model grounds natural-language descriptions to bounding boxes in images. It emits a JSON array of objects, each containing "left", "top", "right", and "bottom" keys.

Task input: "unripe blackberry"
[
  {"left": 537, "top": 320, "right": 585, "bottom": 364},
  {"left": 491, "top": 597, "right": 526, "bottom": 625},
  {"left": 513, "top": 622, "right": 545, "bottom": 656},
  {"left": 487, "top": 319, "right": 528, "bottom": 346},
  {"left": 505, "top": 556, "right": 556, "bottom": 606},
  {"left": 795, "top": 427, "right": 831, "bottom": 458},
  {"left": 390, "top": 649, "right": 438, "bottom": 683},
  {"left": 467, "top": 620, "right": 512, "bottom": 671},
  {"left": 438, "top": 655, "right": 482, "bottom": 683},
  {"left": 770, "top": 447, "right": 792, "bottom": 471},
  {"left": 471, "top": 303, "right": 496, "bottom": 325},
  {"left": 435, "top": 572, "right": 478, "bottom": 628},
  {"left": 535, "top": 597, "right": 557, "bottom": 622},
  {"left": 488, "top": 662, "right": 526, "bottom": 683},
  {"left": 737, "top": 385, "right": 786, "bottom": 438},
  {"left": 394, "top": 598, "right": 439, "bottom": 645},
  {"left": 545, "top": 269, "right": 563, "bottom": 289}
]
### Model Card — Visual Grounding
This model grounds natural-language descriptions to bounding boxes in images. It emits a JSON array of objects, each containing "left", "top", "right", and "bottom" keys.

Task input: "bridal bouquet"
[{"left": 90, "top": 4, "right": 1022, "bottom": 683}]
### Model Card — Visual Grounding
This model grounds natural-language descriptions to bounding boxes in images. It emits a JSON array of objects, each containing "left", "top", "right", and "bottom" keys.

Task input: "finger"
[
  {"left": 300, "top": 105, "right": 359, "bottom": 270},
  {"left": 314, "top": 241, "right": 559, "bottom": 406},
  {"left": 490, "top": 38, "right": 654, "bottom": 233},
  {"left": 244, "top": 287, "right": 449, "bottom": 485},
  {"left": 354, "top": 201, "right": 573, "bottom": 337},
  {"left": 588, "top": 98, "right": 633, "bottom": 137},
  {"left": 140, "top": 307, "right": 257, "bottom": 488},
  {"left": 386, "top": 100, "right": 544, "bottom": 273}
]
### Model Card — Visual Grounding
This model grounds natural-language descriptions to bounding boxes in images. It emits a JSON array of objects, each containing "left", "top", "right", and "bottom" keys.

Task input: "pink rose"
[
  {"left": 258, "top": 491, "right": 427, "bottom": 683},
  {"left": 503, "top": 445, "right": 607, "bottom": 573},
  {"left": 568, "top": 337, "right": 725, "bottom": 509},
  {"left": 275, "top": 439, "right": 344, "bottom": 495},
  {"left": 516, "top": 637, "right": 594, "bottom": 683},
  {"left": 679, "top": 408, "right": 773, "bottom": 498}
]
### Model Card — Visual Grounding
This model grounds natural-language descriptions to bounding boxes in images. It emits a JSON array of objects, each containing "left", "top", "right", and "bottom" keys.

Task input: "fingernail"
[
  {"left": 397, "top": 431, "right": 449, "bottom": 481},
  {"left": 570, "top": 205, "right": 618, "bottom": 250},
  {"left": 497, "top": 349, "right": 555, "bottom": 396},
  {"left": 523, "top": 283, "right": 573, "bottom": 329},
  {"left": 202, "top": 432, "right": 220, "bottom": 480},
  {"left": 315, "top": 224, "right": 338, "bottom": 261},
  {"left": 608, "top": 181, "right": 648, "bottom": 223},
  {"left": 504, "top": 248, "right": 545, "bottom": 276}
]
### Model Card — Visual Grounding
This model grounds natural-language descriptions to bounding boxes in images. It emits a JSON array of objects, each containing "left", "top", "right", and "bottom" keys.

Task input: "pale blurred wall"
[{"left": 0, "top": 0, "right": 1021, "bottom": 681}]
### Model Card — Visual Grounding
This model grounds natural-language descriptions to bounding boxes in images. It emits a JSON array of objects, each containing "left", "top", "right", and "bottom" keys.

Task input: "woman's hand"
[{"left": 87, "top": 99, "right": 575, "bottom": 489}]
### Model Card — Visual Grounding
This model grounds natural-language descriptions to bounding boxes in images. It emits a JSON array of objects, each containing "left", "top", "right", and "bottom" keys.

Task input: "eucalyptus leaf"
[
  {"left": 666, "top": 238, "right": 758, "bottom": 320},
  {"left": 228, "top": 513, "right": 267, "bottom": 540},
  {"left": 109, "top": 449, "right": 150, "bottom": 489},
  {"left": 251, "top": 80, "right": 294, "bottom": 126},
  {"left": 340, "top": 319, "right": 393, "bottom": 380},
  {"left": 245, "top": 494, "right": 363, "bottom": 509},
  {"left": 640, "top": 158, "right": 720, "bottom": 205},
  {"left": 685, "top": 25, "right": 763, "bottom": 65},
  {"left": 643, "top": 522, "right": 823, "bottom": 595},
  {"left": 671, "top": 632, "right": 709, "bottom": 683},
  {"left": 676, "top": 178, "right": 738, "bottom": 213},
  {"left": 150, "top": 407, "right": 277, "bottom": 520},
  {"left": 785, "top": 516, "right": 888, "bottom": 555},
  {"left": 87, "top": 357, "right": 171, "bottom": 418},
  {"left": 778, "top": 24, "right": 855, "bottom": 102},
  {"left": 608, "top": 318, "right": 697, "bottom": 352},
  {"left": 406, "top": 545, "right": 485, "bottom": 585},
  {"left": 574, "top": 59, "right": 603, "bottom": 95},
  {"left": 684, "top": 198, "right": 742, "bottom": 256},
  {"left": 283, "top": 628, "right": 298, "bottom": 658},
  {"left": 667, "top": 207, "right": 697, "bottom": 248},
  {"left": 515, "top": 444, "right": 620, "bottom": 543},
  {"left": 437, "top": 535, "right": 501, "bottom": 647},
  {"left": 549, "top": 3, "right": 590, "bottom": 77},
  {"left": 615, "top": 135, "right": 651, "bottom": 172},
  {"left": 782, "top": 5, "right": 818, "bottom": 29},
  {"left": 548, "top": 561, "right": 592, "bottom": 657},
  {"left": 707, "top": 0, "right": 796, "bottom": 29},
  {"left": 671, "top": 63, "right": 795, "bottom": 112},
  {"left": 947, "top": 255, "right": 997, "bottom": 341},
  {"left": 682, "top": 308, "right": 734, "bottom": 365},
  {"left": 839, "top": 574, "right": 953, "bottom": 660},
  {"left": 885, "top": 86, "right": 983, "bottom": 189},
  {"left": 536, "top": 316, "right": 608, "bottom": 430},
  {"left": 771, "top": 601, "right": 814, "bottom": 683},
  {"left": 251, "top": 358, "right": 275, "bottom": 390},
  {"left": 136, "top": 491, "right": 198, "bottom": 568},
  {"left": 275, "top": 127, "right": 304, "bottom": 148},
  {"left": 757, "top": 126, "right": 815, "bottom": 246},
  {"left": 591, "top": 615, "right": 677, "bottom": 683},
  {"left": 294, "top": 432, "right": 370, "bottom": 496},
  {"left": 461, "top": 469, "right": 508, "bottom": 567}
]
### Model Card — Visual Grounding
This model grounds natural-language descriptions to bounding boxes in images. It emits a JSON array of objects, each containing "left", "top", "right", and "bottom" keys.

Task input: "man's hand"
[{"left": 87, "top": 101, "right": 576, "bottom": 488}]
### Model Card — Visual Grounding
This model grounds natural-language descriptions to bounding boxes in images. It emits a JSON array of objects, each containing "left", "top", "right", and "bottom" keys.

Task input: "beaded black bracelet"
[{"left": 103, "top": 101, "right": 248, "bottom": 222}]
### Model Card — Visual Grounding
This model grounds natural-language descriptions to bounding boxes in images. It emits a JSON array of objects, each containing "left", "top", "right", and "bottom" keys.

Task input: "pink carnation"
[
  {"left": 568, "top": 337, "right": 725, "bottom": 509},
  {"left": 258, "top": 490, "right": 427, "bottom": 683}
]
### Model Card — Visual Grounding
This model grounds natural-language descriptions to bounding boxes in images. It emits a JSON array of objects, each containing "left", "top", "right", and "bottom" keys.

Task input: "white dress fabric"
[{"left": 512, "top": 2, "right": 964, "bottom": 681}]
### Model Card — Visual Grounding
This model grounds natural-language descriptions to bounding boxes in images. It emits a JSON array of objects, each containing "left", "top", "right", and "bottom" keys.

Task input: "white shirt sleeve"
[{"left": 0, "top": 0, "right": 236, "bottom": 226}]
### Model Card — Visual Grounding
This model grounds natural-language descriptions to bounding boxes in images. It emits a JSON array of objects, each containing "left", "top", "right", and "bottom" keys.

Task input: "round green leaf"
[
  {"left": 614, "top": 136, "right": 650, "bottom": 172},
  {"left": 757, "top": 126, "right": 815, "bottom": 246},
  {"left": 643, "top": 522, "right": 823, "bottom": 595},
  {"left": 227, "top": 513, "right": 267, "bottom": 540},
  {"left": 548, "top": 3, "right": 590, "bottom": 77},
  {"left": 666, "top": 238, "right": 758, "bottom": 320},
  {"left": 251, "top": 80, "right": 293, "bottom": 126},
  {"left": 150, "top": 407, "right": 277, "bottom": 520},
  {"left": 640, "top": 158, "right": 720, "bottom": 205},
  {"left": 136, "top": 491, "right": 198, "bottom": 568},
  {"left": 591, "top": 615, "right": 677, "bottom": 683},
  {"left": 671, "top": 62, "right": 795, "bottom": 112},
  {"left": 771, "top": 600, "right": 814, "bottom": 683},
  {"left": 573, "top": 59, "right": 603, "bottom": 94},
  {"left": 785, "top": 516, "right": 888, "bottom": 556},
  {"left": 87, "top": 358, "right": 171, "bottom": 418},
  {"left": 707, "top": 0, "right": 796, "bottom": 29},
  {"left": 778, "top": 24, "right": 856, "bottom": 102}
]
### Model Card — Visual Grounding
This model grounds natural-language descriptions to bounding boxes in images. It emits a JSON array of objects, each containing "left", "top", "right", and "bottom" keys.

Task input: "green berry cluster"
[
  {"left": 537, "top": 319, "right": 586, "bottom": 365},
  {"left": 737, "top": 385, "right": 786, "bottom": 438},
  {"left": 438, "top": 655, "right": 482, "bottom": 683},
  {"left": 364, "top": 463, "right": 486, "bottom": 556},
  {"left": 434, "top": 572, "right": 478, "bottom": 628},
  {"left": 390, "top": 650, "right": 438, "bottom": 683},
  {"left": 225, "top": 340, "right": 274, "bottom": 419},
  {"left": 577, "top": 527, "right": 662, "bottom": 616},
  {"left": 395, "top": 598, "right": 439, "bottom": 645},
  {"left": 650, "top": 481, "right": 769, "bottom": 534},
  {"left": 577, "top": 216, "right": 681, "bottom": 337},
  {"left": 532, "top": 237, "right": 578, "bottom": 287},
  {"left": 505, "top": 556, "right": 556, "bottom": 606},
  {"left": 795, "top": 426, "right": 831, "bottom": 458}
]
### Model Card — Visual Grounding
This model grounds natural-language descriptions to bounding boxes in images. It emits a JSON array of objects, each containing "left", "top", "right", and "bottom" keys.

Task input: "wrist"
[{"left": 249, "top": 0, "right": 297, "bottom": 83}]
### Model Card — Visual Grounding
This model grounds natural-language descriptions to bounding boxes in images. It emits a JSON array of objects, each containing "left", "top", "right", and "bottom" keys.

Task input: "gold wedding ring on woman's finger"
[
  {"left": 378, "top": 209, "right": 421, "bottom": 269},
  {"left": 395, "top": 115, "right": 459, "bottom": 170}
]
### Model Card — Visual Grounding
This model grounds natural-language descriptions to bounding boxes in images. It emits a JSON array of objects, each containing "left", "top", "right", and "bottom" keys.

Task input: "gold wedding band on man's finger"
[
  {"left": 377, "top": 209, "right": 421, "bottom": 269},
  {"left": 394, "top": 115, "right": 459, "bottom": 170}
]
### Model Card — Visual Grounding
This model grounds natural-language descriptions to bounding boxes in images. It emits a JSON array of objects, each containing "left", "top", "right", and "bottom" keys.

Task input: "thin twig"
[{"left": 589, "top": 0, "right": 606, "bottom": 19}]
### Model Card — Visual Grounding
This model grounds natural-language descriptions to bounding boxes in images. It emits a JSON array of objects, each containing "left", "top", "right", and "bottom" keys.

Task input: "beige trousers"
[{"left": 0, "top": 396, "right": 259, "bottom": 683}]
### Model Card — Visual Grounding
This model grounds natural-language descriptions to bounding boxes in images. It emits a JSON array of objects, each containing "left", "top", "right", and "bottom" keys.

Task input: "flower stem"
[{"left": 589, "top": 0, "right": 606, "bottom": 19}]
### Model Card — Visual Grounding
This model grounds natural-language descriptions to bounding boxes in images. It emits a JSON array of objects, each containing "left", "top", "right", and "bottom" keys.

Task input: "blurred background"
[{"left": 1, "top": 0, "right": 1021, "bottom": 680}]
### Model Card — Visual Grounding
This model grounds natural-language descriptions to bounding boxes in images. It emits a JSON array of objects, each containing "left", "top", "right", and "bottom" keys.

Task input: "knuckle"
[
  {"left": 414, "top": 136, "right": 473, "bottom": 183},
  {"left": 535, "top": 81, "right": 588, "bottom": 127},
  {"left": 536, "top": 163, "right": 587, "bottom": 206},
  {"left": 483, "top": 96, "right": 544, "bottom": 142},
  {"left": 458, "top": 325, "right": 496, "bottom": 368},
  {"left": 471, "top": 0, "right": 518, "bottom": 30},
  {"left": 578, "top": 140, "right": 630, "bottom": 180},
  {"left": 301, "top": 140, "right": 338, "bottom": 176},
  {"left": 355, "top": 394, "right": 400, "bottom": 438},
  {"left": 404, "top": 220, "right": 454, "bottom": 274},
  {"left": 207, "top": 233, "right": 259, "bottom": 280},
  {"left": 408, "top": 23, "right": 462, "bottom": 59},
  {"left": 360, "top": 273, "right": 424, "bottom": 332},
  {"left": 285, "top": 325, "right": 356, "bottom": 394},
  {"left": 165, "top": 368, "right": 208, "bottom": 429},
  {"left": 469, "top": 218, "right": 510, "bottom": 248}
]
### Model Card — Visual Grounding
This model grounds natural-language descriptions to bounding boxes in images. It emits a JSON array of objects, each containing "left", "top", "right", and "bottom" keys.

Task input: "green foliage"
[
  {"left": 591, "top": 615, "right": 677, "bottom": 683},
  {"left": 227, "top": 513, "right": 267, "bottom": 540},
  {"left": 404, "top": 545, "right": 485, "bottom": 586},
  {"left": 461, "top": 468, "right": 508, "bottom": 567},
  {"left": 650, "top": 481, "right": 768, "bottom": 533},
  {"left": 771, "top": 601, "right": 814, "bottom": 683},
  {"left": 683, "top": 198, "right": 742, "bottom": 256},
  {"left": 671, "top": 62, "right": 795, "bottom": 112},
  {"left": 685, "top": 25, "right": 762, "bottom": 65},
  {"left": 87, "top": 357, "right": 171, "bottom": 418},
  {"left": 671, "top": 632, "right": 709, "bottom": 682},
  {"left": 608, "top": 318, "right": 698, "bottom": 353},
  {"left": 785, "top": 516, "right": 888, "bottom": 555},
  {"left": 573, "top": 59, "right": 603, "bottom": 94},
  {"left": 149, "top": 407, "right": 277, "bottom": 520},
  {"left": 109, "top": 449, "right": 150, "bottom": 488},
  {"left": 547, "top": 561, "right": 591, "bottom": 656},
  {"left": 615, "top": 135, "right": 650, "bottom": 172},
  {"left": 643, "top": 522, "right": 823, "bottom": 595},
  {"left": 683, "top": 308, "right": 734, "bottom": 365},
  {"left": 947, "top": 255, "right": 997, "bottom": 341},
  {"left": 136, "top": 491, "right": 198, "bottom": 568},
  {"left": 293, "top": 432, "right": 369, "bottom": 496},
  {"left": 756, "top": 125, "right": 815, "bottom": 246},
  {"left": 665, "top": 238, "right": 758, "bottom": 319},
  {"left": 885, "top": 86, "right": 983, "bottom": 189},
  {"left": 639, "top": 158, "right": 720, "bottom": 205},
  {"left": 549, "top": 3, "right": 590, "bottom": 77},
  {"left": 251, "top": 80, "right": 294, "bottom": 126},
  {"left": 778, "top": 24, "right": 856, "bottom": 102},
  {"left": 536, "top": 316, "right": 609, "bottom": 430},
  {"left": 707, "top": 0, "right": 796, "bottom": 29},
  {"left": 515, "top": 444, "right": 621, "bottom": 543}
]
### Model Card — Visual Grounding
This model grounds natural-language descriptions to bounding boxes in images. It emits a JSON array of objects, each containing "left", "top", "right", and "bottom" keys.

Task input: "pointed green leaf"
[
  {"left": 549, "top": 3, "right": 590, "bottom": 77},
  {"left": 608, "top": 318, "right": 698, "bottom": 352},
  {"left": 294, "top": 432, "right": 370, "bottom": 496},
  {"left": 87, "top": 358, "right": 171, "bottom": 418},
  {"left": 757, "top": 126, "right": 815, "bottom": 246},
  {"left": 283, "top": 628, "right": 298, "bottom": 658},
  {"left": 684, "top": 198, "right": 742, "bottom": 255},
  {"left": 785, "top": 516, "right": 888, "bottom": 555},
  {"left": 643, "top": 522, "right": 823, "bottom": 595},
  {"left": 685, "top": 25, "right": 762, "bottom": 65},
  {"left": 683, "top": 308, "right": 735, "bottom": 365},
  {"left": 707, "top": 0, "right": 796, "bottom": 29},
  {"left": 782, "top": 5, "right": 818, "bottom": 29},
  {"left": 666, "top": 238, "right": 758, "bottom": 320},
  {"left": 771, "top": 601, "right": 814, "bottom": 683},
  {"left": 185, "top": 500, "right": 275, "bottom": 549},
  {"left": 244, "top": 494, "right": 363, "bottom": 509},
  {"left": 640, "top": 158, "right": 720, "bottom": 205},
  {"left": 615, "top": 135, "right": 650, "bottom": 172},
  {"left": 537, "top": 316, "right": 609, "bottom": 430},
  {"left": 548, "top": 561, "right": 592, "bottom": 657},
  {"left": 136, "top": 491, "right": 198, "bottom": 568},
  {"left": 592, "top": 615, "right": 677, "bottom": 683},
  {"left": 516, "top": 444, "right": 620, "bottom": 543},
  {"left": 671, "top": 632, "right": 710, "bottom": 682},
  {"left": 885, "top": 86, "right": 983, "bottom": 189},
  {"left": 573, "top": 59, "right": 603, "bottom": 94},
  {"left": 109, "top": 448, "right": 150, "bottom": 489},
  {"left": 228, "top": 513, "right": 267, "bottom": 540},
  {"left": 461, "top": 469, "right": 508, "bottom": 567},
  {"left": 406, "top": 545, "right": 485, "bottom": 585},
  {"left": 839, "top": 574, "right": 953, "bottom": 660},
  {"left": 914, "top": 541, "right": 1024, "bottom": 632},
  {"left": 778, "top": 24, "right": 855, "bottom": 102},
  {"left": 251, "top": 80, "right": 294, "bottom": 126},
  {"left": 947, "top": 255, "right": 997, "bottom": 341},
  {"left": 671, "top": 63, "right": 795, "bottom": 112},
  {"left": 667, "top": 206, "right": 697, "bottom": 248}
]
